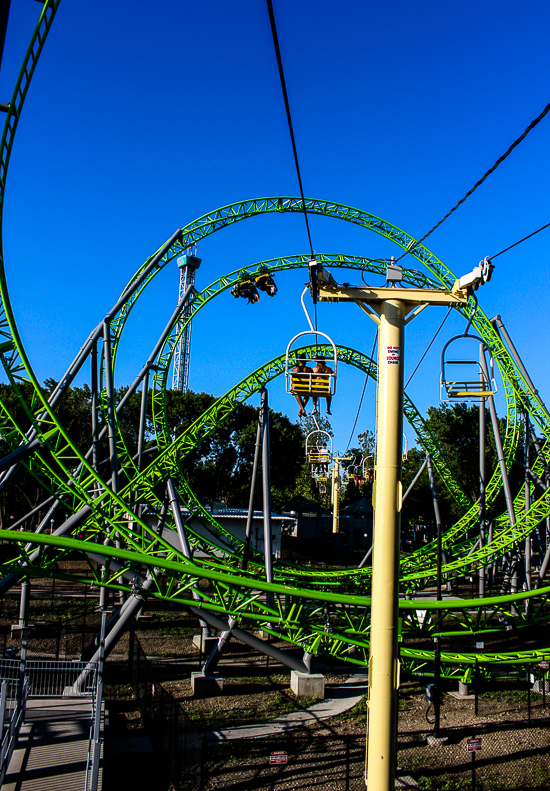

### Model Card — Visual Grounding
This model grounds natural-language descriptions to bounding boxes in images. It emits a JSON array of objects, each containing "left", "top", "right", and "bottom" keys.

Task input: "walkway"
[
  {"left": 3, "top": 698, "right": 103, "bottom": 791},
  {"left": 206, "top": 670, "right": 368, "bottom": 741}
]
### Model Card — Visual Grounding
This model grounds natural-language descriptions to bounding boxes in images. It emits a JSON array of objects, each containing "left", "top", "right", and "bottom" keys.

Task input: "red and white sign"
[
  {"left": 386, "top": 345, "right": 400, "bottom": 365},
  {"left": 540, "top": 661, "right": 549, "bottom": 670},
  {"left": 269, "top": 751, "right": 288, "bottom": 765},
  {"left": 467, "top": 738, "right": 482, "bottom": 752}
]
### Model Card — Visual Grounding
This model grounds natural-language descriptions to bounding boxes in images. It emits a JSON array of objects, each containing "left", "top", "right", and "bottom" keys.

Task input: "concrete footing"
[
  {"left": 191, "top": 672, "right": 224, "bottom": 698},
  {"left": 458, "top": 681, "right": 469, "bottom": 696},
  {"left": 193, "top": 634, "right": 219, "bottom": 654},
  {"left": 290, "top": 671, "right": 325, "bottom": 699},
  {"left": 533, "top": 679, "right": 550, "bottom": 693}
]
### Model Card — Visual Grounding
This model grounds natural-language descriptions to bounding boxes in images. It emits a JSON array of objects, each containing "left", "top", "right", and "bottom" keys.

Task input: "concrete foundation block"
[
  {"left": 290, "top": 670, "right": 325, "bottom": 699},
  {"left": 191, "top": 672, "right": 224, "bottom": 698},
  {"left": 533, "top": 679, "right": 550, "bottom": 693},
  {"left": 458, "top": 681, "right": 469, "bottom": 697},
  {"left": 192, "top": 634, "right": 218, "bottom": 654}
]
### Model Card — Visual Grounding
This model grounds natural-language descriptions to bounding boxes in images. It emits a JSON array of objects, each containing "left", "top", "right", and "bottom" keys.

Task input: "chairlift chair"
[
  {"left": 305, "top": 430, "right": 333, "bottom": 463},
  {"left": 362, "top": 454, "right": 374, "bottom": 483},
  {"left": 440, "top": 334, "right": 497, "bottom": 402},
  {"left": 285, "top": 331, "right": 338, "bottom": 399}
]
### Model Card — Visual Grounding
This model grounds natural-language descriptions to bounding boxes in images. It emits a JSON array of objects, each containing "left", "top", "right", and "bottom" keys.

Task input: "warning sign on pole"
[
  {"left": 386, "top": 345, "right": 400, "bottom": 365},
  {"left": 269, "top": 751, "right": 288, "bottom": 765},
  {"left": 467, "top": 738, "right": 482, "bottom": 752}
]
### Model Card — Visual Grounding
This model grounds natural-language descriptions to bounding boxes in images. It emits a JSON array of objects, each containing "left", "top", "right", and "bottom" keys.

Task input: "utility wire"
[
  {"left": 346, "top": 331, "right": 378, "bottom": 450},
  {"left": 490, "top": 220, "right": 550, "bottom": 260},
  {"left": 405, "top": 307, "right": 452, "bottom": 389},
  {"left": 266, "top": 0, "right": 314, "bottom": 257},
  {"left": 395, "top": 99, "right": 550, "bottom": 263}
]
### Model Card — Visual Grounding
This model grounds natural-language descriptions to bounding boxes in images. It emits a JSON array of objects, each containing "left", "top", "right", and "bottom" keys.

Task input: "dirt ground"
[{"left": 3, "top": 577, "right": 550, "bottom": 790}]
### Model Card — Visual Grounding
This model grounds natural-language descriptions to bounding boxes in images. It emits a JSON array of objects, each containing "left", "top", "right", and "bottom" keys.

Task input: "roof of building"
[
  {"left": 340, "top": 497, "right": 373, "bottom": 515},
  {"left": 283, "top": 495, "right": 321, "bottom": 513}
]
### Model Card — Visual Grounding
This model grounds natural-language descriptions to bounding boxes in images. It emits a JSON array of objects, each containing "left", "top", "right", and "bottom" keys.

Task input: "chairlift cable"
[
  {"left": 405, "top": 307, "right": 452, "bottom": 389},
  {"left": 346, "top": 330, "right": 378, "bottom": 450},
  {"left": 394, "top": 98, "right": 550, "bottom": 264},
  {"left": 265, "top": 0, "right": 314, "bottom": 257},
  {"left": 489, "top": 220, "right": 550, "bottom": 260}
]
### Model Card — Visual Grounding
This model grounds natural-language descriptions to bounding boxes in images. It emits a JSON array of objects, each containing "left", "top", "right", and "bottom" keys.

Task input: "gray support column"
[
  {"left": 18, "top": 579, "right": 29, "bottom": 628},
  {"left": 90, "top": 612, "right": 106, "bottom": 791},
  {"left": 166, "top": 478, "right": 192, "bottom": 559},
  {"left": 480, "top": 354, "right": 517, "bottom": 539},
  {"left": 426, "top": 455, "right": 443, "bottom": 599},
  {"left": 530, "top": 426, "right": 550, "bottom": 576},
  {"left": 426, "top": 454, "right": 442, "bottom": 735},
  {"left": 103, "top": 320, "right": 124, "bottom": 604},
  {"left": 479, "top": 345, "right": 486, "bottom": 598},
  {"left": 102, "top": 320, "right": 119, "bottom": 494},
  {"left": 192, "top": 608, "right": 309, "bottom": 673},
  {"left": 524, "top": 412, "right": 532, "bottom": 592},
  {"left": 163, "top": 481, "right": 210, "bottom": 640},
  {"left": 203, "top": 617, "right": 237, "bottom": 675},
  {"left": 242, "top": 414, "right": 263, "bottom": 571},
  {"left": 491, "top": 315, "right": 550, "bottom": 420},
  {"left": 137, "top": 371, "right": 149, "bottom": 473},
  {"left": 80, "top": 572, "right": 157, "bottom": 669},
  {"left": 402, "top": 457, "right": 428, "bottom": 503},
  {"left": 358, "top": 545, "right": 373, "bottom": 568},
  {"left": 91, "top": 340, "right": 99, "bottom": 473},
  {"left": 0, "top": 437, "right": 42, "bottom": 473},
  {"left": 260, "top": 388, "right": 273, "bottom": 585}
]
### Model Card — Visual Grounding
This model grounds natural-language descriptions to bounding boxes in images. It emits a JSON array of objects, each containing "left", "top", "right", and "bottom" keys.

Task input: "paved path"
[
  {"left": 206, "top": 670, "right": 368, "bottom": 741},
  {"left": 3, "top": 698, "right": 103, "bottom": 791}
]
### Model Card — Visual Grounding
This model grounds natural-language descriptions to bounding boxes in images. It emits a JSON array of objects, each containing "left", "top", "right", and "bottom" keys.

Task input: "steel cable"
[
  {"left": 346, "top": 331, "right": 378, "bottom": 450},
  {"left": 395, "top": 99, "right": 550, "bottom": 263},
  {"left": 266, "top": 0, "right": 314, "bottom": 257},
  {"left": 490, "top": 220, "right": 550, "bottom": 260}
]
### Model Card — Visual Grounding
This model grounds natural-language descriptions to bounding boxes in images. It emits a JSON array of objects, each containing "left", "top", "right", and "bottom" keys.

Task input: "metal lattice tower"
[{"left": 172, "top": 252, "right": 201, "bottom": 391}]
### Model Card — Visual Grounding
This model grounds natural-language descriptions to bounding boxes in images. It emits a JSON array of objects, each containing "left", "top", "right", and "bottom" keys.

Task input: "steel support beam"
[{"left": 242, "top": 412, "right": 263, "bottom": 571}]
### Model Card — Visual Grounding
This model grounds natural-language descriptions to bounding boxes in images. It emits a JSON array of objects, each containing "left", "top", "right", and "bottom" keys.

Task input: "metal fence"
[
  {"left": 0, "top": 656, "right": 97, "bottom": 697},
  {"left": 129, "top": 630, "right": 204, "bottom": 791},
  {"left": 0, "top": 678, "right": 29, "bottom": 787},
  {"left": 198, "top": 665, "right": 550, "bottom": 791},
  {"left": 398, "top": 665, "right": 550, "bottom": 791}
]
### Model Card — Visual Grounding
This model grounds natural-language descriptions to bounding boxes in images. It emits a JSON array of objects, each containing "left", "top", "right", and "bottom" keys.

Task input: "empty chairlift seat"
[{"left": 440, "top": 334, "right": 497, "bottom": 402}]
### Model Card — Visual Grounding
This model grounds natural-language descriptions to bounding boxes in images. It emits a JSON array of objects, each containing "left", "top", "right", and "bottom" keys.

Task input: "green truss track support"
[{"left": 0, "top": 3, "right": 547, "bottom": 673}]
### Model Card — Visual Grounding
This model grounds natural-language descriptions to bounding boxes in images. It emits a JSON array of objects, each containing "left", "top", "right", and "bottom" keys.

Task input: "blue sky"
[{"left": 0, "top": 0, "right": 549, "bottom": 453}]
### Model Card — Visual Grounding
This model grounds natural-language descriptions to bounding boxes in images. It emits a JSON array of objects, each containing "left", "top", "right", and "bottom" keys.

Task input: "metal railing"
[
  {"left": 0, "top": 657, "right": 97, "bottom": 697},
  {"left": 83, "top": 612, "right": 105, "bottom": 791},
  {"left": 0, "top": 678, "right": 29, "bottom": 786}
]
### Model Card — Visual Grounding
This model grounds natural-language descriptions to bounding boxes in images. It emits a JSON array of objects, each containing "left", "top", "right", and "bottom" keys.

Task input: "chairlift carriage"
[
  {"left": 440, "top": 334, "right": 497, "bottom": 402},
  {"left": 306, "top": 430, "right": 333, "bottom": 477},
  {"left": 362, "top": 454, "right": 374, "bottom": 483},
  {"left": 285, "top": 330, "right": 338, "bottom": 400}
]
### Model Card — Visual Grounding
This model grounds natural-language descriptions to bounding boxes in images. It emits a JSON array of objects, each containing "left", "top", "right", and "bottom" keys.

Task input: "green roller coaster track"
[{"left": 0, "top": 0, "right": 548, "bottom": 680}]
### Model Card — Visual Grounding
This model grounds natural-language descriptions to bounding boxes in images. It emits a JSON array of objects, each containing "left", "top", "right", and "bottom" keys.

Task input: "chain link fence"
[{"left": 129, "top": 630, "right": 204, "bottom": 791}]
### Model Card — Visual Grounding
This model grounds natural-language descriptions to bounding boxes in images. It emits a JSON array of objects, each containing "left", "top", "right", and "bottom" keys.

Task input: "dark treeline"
[{"left": 0, "top": 382, "right": 527, "bottom": 535}]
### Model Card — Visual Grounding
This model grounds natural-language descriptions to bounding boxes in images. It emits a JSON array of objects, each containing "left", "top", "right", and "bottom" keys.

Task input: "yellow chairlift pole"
[{"left": 319, "top": 276, "right": 469, "bottom": 791}]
